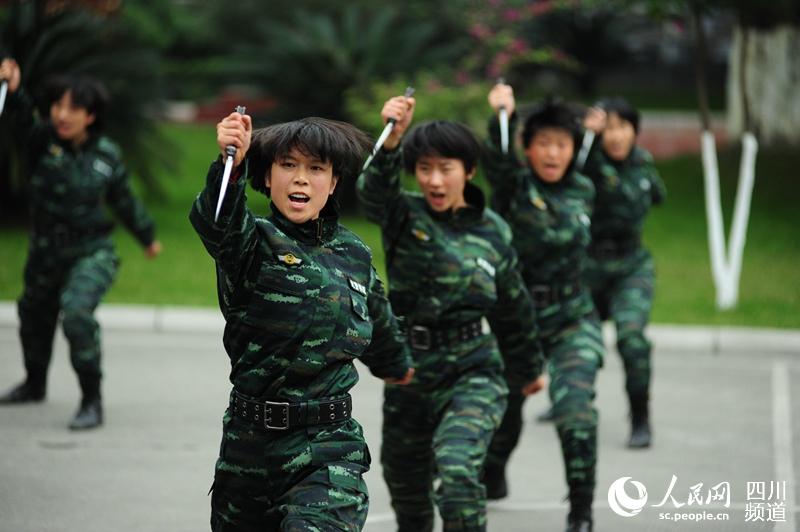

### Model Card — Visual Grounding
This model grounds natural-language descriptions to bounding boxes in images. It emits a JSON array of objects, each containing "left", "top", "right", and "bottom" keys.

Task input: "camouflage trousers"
[
  {"left": 18, "top": 246, "right": 119, "bottom": 384},
  {"left": 382, "top": 367, "right": 508, "bottom": 532},
  {"left": 587, "top": 247, "right": 654, "bottom": 399},
  {"left": 210, "top": 409, "right": 370, "bottom": 532},
  {"left": 487, "top": 309, "right": 603, "bottom": 500}
]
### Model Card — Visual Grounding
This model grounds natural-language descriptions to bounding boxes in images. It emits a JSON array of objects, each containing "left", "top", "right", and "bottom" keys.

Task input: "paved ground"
[{"left": 1, "top": 306, "right": 799, "bottom": 532}]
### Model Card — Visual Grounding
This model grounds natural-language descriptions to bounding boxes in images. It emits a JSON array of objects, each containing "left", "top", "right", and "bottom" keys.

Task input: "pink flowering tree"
[{"left": 456, "top": 0, "right": 580, "bottom": 84}]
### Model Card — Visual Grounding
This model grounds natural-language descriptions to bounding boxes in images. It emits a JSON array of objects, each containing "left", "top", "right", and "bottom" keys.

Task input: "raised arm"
[
  {"left": 0, "top": 58, "right": 49, "bottom": 159},
  {"left": 356, "top": 95, "right": 415, "bottom": 237},
  {"left": 484, "top": 83, "right": 523, "bottom": 214},
  {"left": 579, "top": 106, "right": 607, "bottom": 176},
  {"left": 189, "top": 110, "right": 259, "bottom": 283}
]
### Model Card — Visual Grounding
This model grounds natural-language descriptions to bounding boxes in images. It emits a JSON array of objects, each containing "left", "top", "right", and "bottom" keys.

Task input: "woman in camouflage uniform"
[
  {"left": 581, "top": 98, "right": 666, "bottom": 449},
  {"left": 357, "top": 94, "right": 546, "bottom": 532},
  {"left": 481, "top": 83, "right": 603, "bottom": 532},
  {"left": 190, "top": 111, "right": 413, "bottom": 531},
  {"left": 0, "top": 58, "right": 161, "bottom": 430}
]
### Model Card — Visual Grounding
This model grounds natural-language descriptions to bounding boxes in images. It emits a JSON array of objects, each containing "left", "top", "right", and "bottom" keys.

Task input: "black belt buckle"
[
  {"left": 409, "top": 325, "right": 432, "bottom": 350},
  {"left": 263, "top": 400, "right": 290, "bottom": 430}
]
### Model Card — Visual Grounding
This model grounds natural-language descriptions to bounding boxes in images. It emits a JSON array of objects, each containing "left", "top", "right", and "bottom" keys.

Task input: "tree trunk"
[{"left": 727, "top": 24, "right": 800, "bottom": 145}]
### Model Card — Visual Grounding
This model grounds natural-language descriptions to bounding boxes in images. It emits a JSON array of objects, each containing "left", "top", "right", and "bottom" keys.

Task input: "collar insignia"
[
  {"left": 278, "top": 253, "right": 302, "bottom": 266},
  {"left": 411, "top": 228, "right": 431, "bottom": 241},
  {"left": 49, "top": 144, "right": 63, "bottom": 158}
]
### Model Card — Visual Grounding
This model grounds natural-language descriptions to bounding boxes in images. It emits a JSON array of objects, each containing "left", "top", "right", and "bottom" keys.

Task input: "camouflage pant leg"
[
  {"left": 381, "top": 385, "right": 437, "bottom": 532},
  {"left": 59, "top": 248, "right": 119, "bottom": 378},
  {"left": 484, "top": 387, "right": 525, "bottom": 469},
  {"left": 432, "top": 369, "right": 507, "bottom": 532},
  {"left": 211, "top": 414, "right": 370, "bottom": 532},
  {"left": 608, "top": 252, "right": 654, "bottom": 398},
  {"left": 547, "top": 316, "right": 603, "bottom": 498},
  {"left": 18, "top": 257, "right": 63, "bottom": 379}
]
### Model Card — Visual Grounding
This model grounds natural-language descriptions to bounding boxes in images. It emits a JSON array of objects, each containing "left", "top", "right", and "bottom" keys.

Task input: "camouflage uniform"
[
  {"left": 7, "top": 88, "right": 155, "bottom": 395},
  {"left": 483, "top": 114, "right": 604, "bottom": 514},
  {"left": 190, "top": 159, "right": 412, "bottom": 531},
  {"left": 583, "top": 144, "right": 666, "bottom": 408},
  {"left": 357, "top": 148, "right": 544, "bottom": 532}
]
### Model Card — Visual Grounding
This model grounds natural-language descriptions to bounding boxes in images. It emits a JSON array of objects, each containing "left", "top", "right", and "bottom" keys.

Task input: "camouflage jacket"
[
  {"left": 356, "top": 148, "right": 544, "bottom": 388},
  {"left": 583, "top": 144, "right": 666, "bottom": 243},
  {"left": 7, "top": 88, "right": 155, "bottom": 256},
  {"left": 484, "top": 114, "right": 595, "bottom": 288},
  {"left": 189, "top": 159, "right": 412, "bottom": 401}
]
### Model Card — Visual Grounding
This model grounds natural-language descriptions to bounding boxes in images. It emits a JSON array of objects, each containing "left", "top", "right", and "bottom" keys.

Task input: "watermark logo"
[
  {"left": 608, "top": 476, "right": 649, "bottom": 517},
  {"left": 606, "top": 476, "right": 788, "bottom": 524}
]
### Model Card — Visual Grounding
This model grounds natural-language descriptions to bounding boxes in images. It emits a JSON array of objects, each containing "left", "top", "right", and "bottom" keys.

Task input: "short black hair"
[
  {"left": 247, "top": 117, "right": 372, "bottom": 196},
  {"left": 45, "top": 75, "right": 109, "bottom": 132},
  {"left": 521, "top": 98, "right": 581, "bottom": 148},
  {"left": 401, "top": 120, "right": 482, "bottom": 175},
  {"left": 599, "top": 96, "right": 640, "bottom": 134}
]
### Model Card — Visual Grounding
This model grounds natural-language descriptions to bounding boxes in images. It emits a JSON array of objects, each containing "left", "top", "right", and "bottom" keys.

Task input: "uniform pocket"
[
  {"left": 309, "top": 421, "right": 371, "bottom": 468},
  {"left": 241, "top": 261, "right": 315, "bottom": 333},
  {"left": 327, "top": 462, "right": 366, "bottom": 490},
  {"left": 342, "top": 279, "right": 372, "bottom": 356}
]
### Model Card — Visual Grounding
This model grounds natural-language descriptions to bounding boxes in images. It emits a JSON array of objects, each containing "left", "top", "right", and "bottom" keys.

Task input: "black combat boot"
[
  {"left": 566, "top": 491, "right": 593, "bottom": 532},
  {"left": 69, "top": 374, "right": 103, "bottom": 430},
  {"left": 628, "top": 392, "right": 651, "bottom": 449},
  {"left": 396, "top": 512, "right": 434, "bottom": 532},
  {"left": 0, "top": 373, "right": 46, "bottom": 404},
  {"left": 481, "top": 461, "right": 508, "bottom": 500}
]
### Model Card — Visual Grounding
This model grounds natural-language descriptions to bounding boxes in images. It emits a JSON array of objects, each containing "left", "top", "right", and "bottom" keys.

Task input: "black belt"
[
  {"left": 589, "top": 237, "right": 640, "bottom": 259},
  {"left": 528, "top": 281, "right": 582, "bottom": 308},
  {"left": 399, "top": 318, "right": 486, "bottom": 351},
  {"left": 230, "top": 391, "right": 351, "bottom": 431}
]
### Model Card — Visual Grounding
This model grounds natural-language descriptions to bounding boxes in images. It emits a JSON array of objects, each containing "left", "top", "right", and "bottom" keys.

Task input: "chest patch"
[
  {"left": 476, "top": 257, "right": 496, "bottom": 278},
  {"left": 93, "top": 159, "right": 113, "bottom": 178},
  {"left": 531, "top": 196, "right": 547, "bottom": 210},
  {"left": 640, "top": 178, "right": 651, "bottom": 191},
  {"left": 348, "top": 278, "right": 367, "bottom": 296}
]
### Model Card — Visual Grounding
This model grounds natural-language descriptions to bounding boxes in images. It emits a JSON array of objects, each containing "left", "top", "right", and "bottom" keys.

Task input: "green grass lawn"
[{"left": 0, "top": 123, "right": 798, "bottom": 328}]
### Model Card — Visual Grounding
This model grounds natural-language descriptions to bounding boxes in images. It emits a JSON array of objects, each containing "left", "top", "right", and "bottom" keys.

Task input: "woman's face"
[
  {"left": 50, "top": 90, "right": 95, "bottom": 145},
  {"left": 415, "top": 155, "right": 473, "bottom": 212},
  {"left": 524, "top": 127, "right": 575, "bottom": 183},
  {"left": 266, "top": 148, "right": 338, "bottom": 224},
  {"left": 602, "top": 112, "right": 636, "bottom": 161}
]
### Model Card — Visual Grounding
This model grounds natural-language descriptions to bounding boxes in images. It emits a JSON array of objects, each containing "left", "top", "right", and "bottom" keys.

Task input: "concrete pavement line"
[{"left": 773, "top": 361, "right": 796, "bottom": 531}]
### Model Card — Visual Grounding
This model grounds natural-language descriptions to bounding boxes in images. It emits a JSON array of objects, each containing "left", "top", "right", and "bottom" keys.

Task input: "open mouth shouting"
[
  {"left": 427, "top": 190, "right": 447, "bottom": 209},
  {"left": 288, "top": 192, "right": 311, "bottom": 208}
]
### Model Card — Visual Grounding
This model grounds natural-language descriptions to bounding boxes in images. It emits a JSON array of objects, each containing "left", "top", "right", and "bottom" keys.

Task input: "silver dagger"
[
  {"left": 362, "top": 86, "right": 415, "bottom": 172},
  {"left": 214, "top": 105, "right": 246, "bottom": 222},
  {"left": 497, "top": 78, "right": 509, "bottom": 154},
  {"left": 0, "top": 81, "right": 8, "bottom": 116}
]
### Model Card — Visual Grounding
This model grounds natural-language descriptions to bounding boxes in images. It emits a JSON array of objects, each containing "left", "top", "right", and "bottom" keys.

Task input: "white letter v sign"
[{"left": 701, "top": 130, "right": 758, "bottom": 310}]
